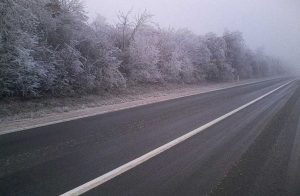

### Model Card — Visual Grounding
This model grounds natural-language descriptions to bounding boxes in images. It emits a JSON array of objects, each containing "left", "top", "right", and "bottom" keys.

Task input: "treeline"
[{"left": 0, "top": 0, "right": 285, "bottom": 98}]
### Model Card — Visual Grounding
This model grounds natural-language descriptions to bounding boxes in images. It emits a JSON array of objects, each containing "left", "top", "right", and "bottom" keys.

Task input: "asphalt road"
[{"left": 0, "top": 77, "right": 299, "bottom": 196}]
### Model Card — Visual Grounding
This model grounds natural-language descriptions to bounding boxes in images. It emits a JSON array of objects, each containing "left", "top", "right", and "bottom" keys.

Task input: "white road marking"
[
  {"left": 0, "top": 77, "right": 282, "bottom": 136},
  {"left": 61, "top": 80, "right": 294, "bottom": 196}
]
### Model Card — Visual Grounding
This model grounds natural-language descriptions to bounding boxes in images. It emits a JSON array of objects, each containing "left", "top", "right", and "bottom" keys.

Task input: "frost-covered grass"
[
  {"left": 0, "top": 78, "right": 271, "bottom": 133},
  {"left": 0, "top": 83, "right": 203, "bottom": 121}
]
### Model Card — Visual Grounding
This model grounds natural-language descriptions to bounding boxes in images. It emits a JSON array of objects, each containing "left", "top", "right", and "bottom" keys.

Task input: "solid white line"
[
  {"left": 0, "top": 77, "right": 282, "bottom": 135},
  {"left": 61, "top": 80, "right": 294, "bottom": 196}
]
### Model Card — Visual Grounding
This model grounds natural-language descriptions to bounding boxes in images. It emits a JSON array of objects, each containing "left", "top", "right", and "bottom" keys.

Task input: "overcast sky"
[{"left": 83, "top": 0, "right": 300, "bottom": 69}]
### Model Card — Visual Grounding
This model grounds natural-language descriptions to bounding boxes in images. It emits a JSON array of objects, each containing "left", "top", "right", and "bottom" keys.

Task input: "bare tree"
[{"left": 116, "top": 9, "right": 152, "bottom": 50}]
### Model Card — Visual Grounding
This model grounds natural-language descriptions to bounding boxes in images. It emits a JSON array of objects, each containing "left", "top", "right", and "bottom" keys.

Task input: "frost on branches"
[{"left": 0, "top": 0, "right": 286, "bottom": 98}]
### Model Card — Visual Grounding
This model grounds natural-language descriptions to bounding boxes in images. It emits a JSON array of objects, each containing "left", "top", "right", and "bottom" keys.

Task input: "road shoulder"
[{"left": 0, "top": 77, "right": 281, "bottom": 135}]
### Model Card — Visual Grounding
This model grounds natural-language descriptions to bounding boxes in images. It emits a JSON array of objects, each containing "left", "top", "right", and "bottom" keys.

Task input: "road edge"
[{"left": 0, "top": 77, "right": 287, "bottom": 135}]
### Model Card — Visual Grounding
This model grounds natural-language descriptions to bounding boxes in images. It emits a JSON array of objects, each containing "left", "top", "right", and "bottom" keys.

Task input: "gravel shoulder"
[{"left": 0, "top": 77, "right": 280, "bottom": 134}]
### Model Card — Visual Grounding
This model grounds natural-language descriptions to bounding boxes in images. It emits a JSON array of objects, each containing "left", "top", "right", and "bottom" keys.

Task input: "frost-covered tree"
[
  {"left": 128, "top": 29, "right": 161, "bottom": 83},
  {"left": 223, "top": 31, "right": 249, "bottom": 79},
  {"left": 156, "top": 29, "right": 198, "bottom": 83},
  {"left": 0, "top": 0, "right": 48, "bottom": 97},
  {"left": 114, "top": 10, "right": 153, "bottom": 76},
  {"left": 87, "top": 15, "right": 126, "bottom": 90},
  {"left": 187, "top": 37, "right": 211, "bottom": 81},
  {"left": 204, "top": 33, "right": 234, "bottom": 81},
  {"left": 0, "top": 3, "right": 286, "bottom": 98},
  {"left": 156, "top": 30, "right": 181, "bottom": 82}
]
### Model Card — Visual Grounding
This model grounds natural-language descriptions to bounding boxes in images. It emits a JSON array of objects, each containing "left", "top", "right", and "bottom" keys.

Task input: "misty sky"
[{"left": 83, "top": 0, "right": 300, "bottom": 69}]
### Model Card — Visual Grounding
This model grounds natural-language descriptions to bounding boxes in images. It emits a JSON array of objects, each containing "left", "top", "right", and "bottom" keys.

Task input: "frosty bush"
[{"left": 0, "top": 0, "right": 286, "bottom": 98}]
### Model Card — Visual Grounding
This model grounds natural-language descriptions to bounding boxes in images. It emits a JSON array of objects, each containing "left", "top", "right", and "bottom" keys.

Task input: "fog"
[{"left": 84, "top": 0, "right": 300, "bottom": 71}]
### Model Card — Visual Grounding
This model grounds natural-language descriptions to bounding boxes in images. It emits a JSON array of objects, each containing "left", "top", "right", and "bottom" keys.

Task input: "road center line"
[{"left": 61, "top": 80, "right": 294, "bottom": 196}]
